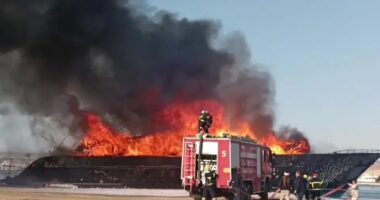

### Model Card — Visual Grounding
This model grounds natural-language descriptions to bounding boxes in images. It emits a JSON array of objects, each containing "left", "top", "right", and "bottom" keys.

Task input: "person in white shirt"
[{"left": 347, "top": 179, "right": 359, "bottom": 200}]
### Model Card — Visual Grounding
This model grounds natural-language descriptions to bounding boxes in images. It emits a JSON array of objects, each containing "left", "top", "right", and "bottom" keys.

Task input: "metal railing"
[{"left": 332, "top": 149, "right": 380, "bottom": 154}]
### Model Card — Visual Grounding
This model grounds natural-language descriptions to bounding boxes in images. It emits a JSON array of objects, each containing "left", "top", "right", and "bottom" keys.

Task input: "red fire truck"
[{"left": 181, "top": 133, "right": 273, "bottom": 200}]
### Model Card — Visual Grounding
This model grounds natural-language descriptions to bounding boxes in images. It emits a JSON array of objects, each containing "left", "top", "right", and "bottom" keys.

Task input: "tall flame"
[{"left": 79, "top": 100, "right": 310, "bottom": 156}]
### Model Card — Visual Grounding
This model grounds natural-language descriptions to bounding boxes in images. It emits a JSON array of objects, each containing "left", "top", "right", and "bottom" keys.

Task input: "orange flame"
[{"left": 79, "top": 100, "right": 310, "bottom": 156}]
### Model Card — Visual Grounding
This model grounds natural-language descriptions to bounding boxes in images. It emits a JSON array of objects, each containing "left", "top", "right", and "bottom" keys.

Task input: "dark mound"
[{"left": 3, "top": 156, "right": 182, "bottom": 188}]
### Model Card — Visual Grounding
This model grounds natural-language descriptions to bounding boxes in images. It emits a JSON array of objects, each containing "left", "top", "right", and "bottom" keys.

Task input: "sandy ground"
[
  {"left": 0, "top": 187, "right": 193, "bottom": 200},
  {"left": 0, "top": 187, "right": 301, "bottom": 200}
]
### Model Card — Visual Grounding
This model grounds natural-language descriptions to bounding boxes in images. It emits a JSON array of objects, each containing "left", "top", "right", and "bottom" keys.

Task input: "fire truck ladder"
[{"left": 183, "top": 142, "right": 196, "bottom": 187}]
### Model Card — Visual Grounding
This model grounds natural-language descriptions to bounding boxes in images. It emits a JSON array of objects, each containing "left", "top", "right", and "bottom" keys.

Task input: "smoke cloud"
[
  {"left": 0, "top": 0, "right": 308, "bottom": 153},
  {"left": 310, "top": 141, "right": 339, "bottom": 153}
]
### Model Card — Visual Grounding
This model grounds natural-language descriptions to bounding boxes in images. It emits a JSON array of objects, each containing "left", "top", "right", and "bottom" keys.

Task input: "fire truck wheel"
[{"left": 224, "top": 193, "right": 235, "bottom": 200}]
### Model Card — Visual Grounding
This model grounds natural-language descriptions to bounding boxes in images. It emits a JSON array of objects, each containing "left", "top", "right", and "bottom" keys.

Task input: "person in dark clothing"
[
  {"left": 294, "top": 170, "right": 306, "bottom": 200},
  {"left": 198, "top": 110, "right": 213, "bottom": 134},
  {"left": 202, "top": 164, "right": 217, "bottom": 200},
  {"left": 304, "top": 174, "right": 311, "bottom": 200},
  {"left": 230, "top": 168, "right": 245, "bottom": 200},
  {"left": 262, "top": 176, "right": 271, "bottom": 200}
]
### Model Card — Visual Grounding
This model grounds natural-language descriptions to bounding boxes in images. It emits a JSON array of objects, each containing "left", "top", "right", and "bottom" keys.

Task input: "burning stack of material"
[{"left": 0, "top": 0, "right": 310, "bottom": 156}]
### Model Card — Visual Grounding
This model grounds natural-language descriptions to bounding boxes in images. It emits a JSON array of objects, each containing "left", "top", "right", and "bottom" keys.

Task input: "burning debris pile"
[
  {"left": 78, "top": 101, "right": 310, "bottom": 156},
  {"left": 0, "top": 0, "right": 310, "bottom": 156}
]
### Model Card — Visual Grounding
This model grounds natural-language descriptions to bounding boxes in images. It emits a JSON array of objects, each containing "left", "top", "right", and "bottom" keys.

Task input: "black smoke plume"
[{"left": 0, "top": 0, "right": 307, "bottom": 153}]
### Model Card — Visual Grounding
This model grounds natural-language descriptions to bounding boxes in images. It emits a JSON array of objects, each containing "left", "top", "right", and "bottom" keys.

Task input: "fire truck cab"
[{"left": 181, "top": 134, "right": 273, "bottom": 200}]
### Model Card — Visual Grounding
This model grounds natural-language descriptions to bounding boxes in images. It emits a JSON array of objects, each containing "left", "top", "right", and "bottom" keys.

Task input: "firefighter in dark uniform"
[
  {"left": 294, "top": 170, "right": 306, "bottom": 200},
  {"left": 309, "top": 172, "right": 323, "bottom": 200},
  {"left": 230, "top": 168, "right": 248, "bottom": 200},
  {"left": 202, "top": 164, "right": 218, "bottom": 200},
  {"left": 198, "top": 110, "right": 213, "bottom": 134}
]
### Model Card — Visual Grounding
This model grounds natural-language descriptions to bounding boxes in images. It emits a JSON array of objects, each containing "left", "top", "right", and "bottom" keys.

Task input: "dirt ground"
[
  {"left": 0, "top": 187, "right": 193, "bottom": 200},
  {"left": 0, "top": 187, "right": 299, "bottom": 200}
]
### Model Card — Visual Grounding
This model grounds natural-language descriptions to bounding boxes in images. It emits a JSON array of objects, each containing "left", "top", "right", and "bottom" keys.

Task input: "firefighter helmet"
[{"left": 201, "top": 110, "right": 208, "bottom": 114}]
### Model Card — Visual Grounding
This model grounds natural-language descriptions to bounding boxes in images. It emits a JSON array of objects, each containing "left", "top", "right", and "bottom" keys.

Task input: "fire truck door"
[
  {"left": 231, "top": 143, "right": 240, "bottom": 168},
  {"left": 257, "top": 147, "right": 261, "bottom": 177}
]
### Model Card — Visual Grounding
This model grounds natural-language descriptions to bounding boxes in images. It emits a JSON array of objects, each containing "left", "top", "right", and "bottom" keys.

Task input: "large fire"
[{"left": 79, "top": 100, "right": 310, "bottom": 156}]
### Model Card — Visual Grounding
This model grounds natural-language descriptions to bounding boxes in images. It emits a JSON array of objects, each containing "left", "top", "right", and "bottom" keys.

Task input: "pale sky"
[{"left": 147, "top": 0, "right": 380, "bottom": 151}]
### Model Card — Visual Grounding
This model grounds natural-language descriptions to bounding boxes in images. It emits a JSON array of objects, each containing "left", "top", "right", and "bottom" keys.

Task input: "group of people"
[
  {"left": 278, "top": 171, "right": 323, "bottom": 200},
  {"left": 278, "top": 170, "right": 359, "bottom": 200}
]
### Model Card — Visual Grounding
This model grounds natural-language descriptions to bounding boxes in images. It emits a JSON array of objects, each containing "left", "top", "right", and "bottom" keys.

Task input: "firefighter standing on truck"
[
  {"left": 202, "top": 164, "right": 217, "bottom": 200},
  {"left": 198, "top": 110, "right": 213, "bottom": 134},
  {"left": 309, "top": 172, "right": 323, "bottom": 200}
]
